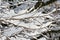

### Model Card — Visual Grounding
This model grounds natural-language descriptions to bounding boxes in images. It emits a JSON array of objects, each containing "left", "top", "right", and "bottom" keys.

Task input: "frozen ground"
[{"left": 0, "top": 0, "right": 60, "bottom": 40}]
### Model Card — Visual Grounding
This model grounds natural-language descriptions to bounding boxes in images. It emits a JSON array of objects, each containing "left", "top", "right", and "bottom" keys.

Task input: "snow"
[
  {"left": 3, "top": 27, "right": 23, "bottom": 36},
  {"left": 38, "top": 37, "right": 46, "bottom": 40},
  {"left": 0, "top": 0, "right": 60, "bottom": 40}
]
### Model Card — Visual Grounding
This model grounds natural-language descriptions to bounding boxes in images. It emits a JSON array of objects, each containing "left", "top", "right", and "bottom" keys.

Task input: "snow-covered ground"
[{"left": 0, "top": 0, "right": 60, "bottom": 40}]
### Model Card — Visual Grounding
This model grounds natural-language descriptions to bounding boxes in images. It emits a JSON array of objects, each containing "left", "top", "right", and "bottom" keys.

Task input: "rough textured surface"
[{"left": 0, "top": 0, "right": 60, "bottom": 40}]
